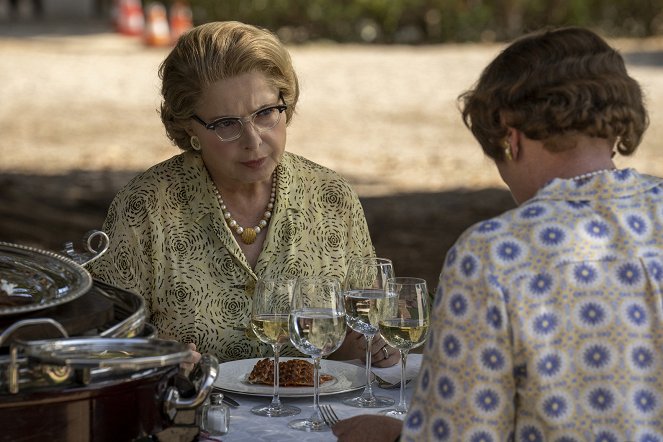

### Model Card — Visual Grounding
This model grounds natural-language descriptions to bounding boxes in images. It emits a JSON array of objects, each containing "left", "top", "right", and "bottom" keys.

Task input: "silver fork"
[{"left": 319, "top": 404, "right": 340, "bottom": 427}]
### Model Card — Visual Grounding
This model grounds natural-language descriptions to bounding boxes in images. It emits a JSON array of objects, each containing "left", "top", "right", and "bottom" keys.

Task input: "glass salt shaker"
[{"left": 200, "top": 392, "right": 230, "bottom": 440}]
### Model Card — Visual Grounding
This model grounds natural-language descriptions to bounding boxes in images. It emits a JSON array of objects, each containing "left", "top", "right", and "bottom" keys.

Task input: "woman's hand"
[
  {"left": 370, "top": 334, "right": 399, "bottom": 367},
  {"left": 332, "top": 415, "right": 402, "bottom": 442},
  {"left": 181, "top": 342, "right": 202, "bottom": 375},
  {"left": 329, "top": 330, "right": 399, "bottom": 367}
]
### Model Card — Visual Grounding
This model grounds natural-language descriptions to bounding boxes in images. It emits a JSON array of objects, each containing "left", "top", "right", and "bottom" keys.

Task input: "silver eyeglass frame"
[{"left": 191, "top": 95, "right": 287, "bottom": 142}]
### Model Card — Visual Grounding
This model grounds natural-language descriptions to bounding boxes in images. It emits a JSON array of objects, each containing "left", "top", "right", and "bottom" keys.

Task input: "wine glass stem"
[
  {"left": 311, "top": 357, "right": 324, "bottom": 423},
  {"left": 270, "top": 344, "right": 282, "bottom": 409},
  {"left": 396, "top": 349, "right": 409, "bottom": 412},
  {"left": 361, "top": 334, "right": 375, "bottom": 399}
]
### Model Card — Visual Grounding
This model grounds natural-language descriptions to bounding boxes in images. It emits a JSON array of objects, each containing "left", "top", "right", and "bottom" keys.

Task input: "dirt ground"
[{"left": 1, "top": 21, "right": 663, "bottom": 289}]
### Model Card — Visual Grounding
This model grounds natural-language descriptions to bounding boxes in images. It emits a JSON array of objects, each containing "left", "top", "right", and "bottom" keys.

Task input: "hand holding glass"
[
  {"left": 288, "top": 276, "right": 346, "bottom": 432},
  {"left": 379, "top": 277, "right": 430, "bottom": 418},
  {"left": 342, "top": 257, "right": 396, "bottom": 408},
  {"left": 250, "top": 277, "right": 300, "bottom": 417}
]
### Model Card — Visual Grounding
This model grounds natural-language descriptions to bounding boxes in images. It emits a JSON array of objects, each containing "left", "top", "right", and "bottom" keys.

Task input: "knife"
[
  {"left": 222, "top": 395, "right": 241, "bottom": 408},
  {"left": 212, "top": 387, "right": 240, "bottom": 408}
]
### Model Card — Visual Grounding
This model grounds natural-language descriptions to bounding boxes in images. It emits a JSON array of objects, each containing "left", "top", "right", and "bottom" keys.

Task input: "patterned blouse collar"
[
  {"left": 182, "top": 151, "right": 298, "bottom": 221},
  {"left": 181, "top": 151, "right": 299, "bottom": 277},
  {"left": 532, "top": 168, "right": 663, "bottom": 203}
]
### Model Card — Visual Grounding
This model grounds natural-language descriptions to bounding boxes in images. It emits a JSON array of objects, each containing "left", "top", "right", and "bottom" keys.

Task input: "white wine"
[
  {"left": 344, "top": 289, "right": 396, "bottom": 335},
  {"left": 251, "top": 314, "right": 290, "bottom": 345},
  {"left": 379, "top": 318, "right": 429, "bottom": 351},
  {"left": 289, "top": 308, "right": 346, "bottom": 357}
]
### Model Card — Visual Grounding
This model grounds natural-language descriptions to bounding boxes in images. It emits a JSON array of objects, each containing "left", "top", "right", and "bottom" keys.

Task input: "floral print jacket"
[
  {"left": 403, "top": 169, "right": 663, "bottom": 442},
  {"left": 89, "top": 151, "right": 374, "bottom": 362}
]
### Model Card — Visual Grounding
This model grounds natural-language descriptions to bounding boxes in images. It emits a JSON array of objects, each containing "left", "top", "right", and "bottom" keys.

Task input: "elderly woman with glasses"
[{"left": 89, "top": 21, "right": 399, "bottom": 367}]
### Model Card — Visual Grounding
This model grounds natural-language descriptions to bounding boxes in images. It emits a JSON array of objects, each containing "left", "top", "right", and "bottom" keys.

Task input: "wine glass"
[
  {"left": 288, "top": 276, "right": 346, "bottom": 432},
  {"left": 378, "top": 277, "right": 430, "bottom": 418},
  {"left": 250, "top": 277, "right": 301, "bottom": 417},
  {"left": 342, "top": 257, "right": 396, "bottom": 408}
]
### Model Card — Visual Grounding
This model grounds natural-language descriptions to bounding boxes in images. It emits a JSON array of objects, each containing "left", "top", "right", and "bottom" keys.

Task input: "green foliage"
[{"left": 181, "top": 0, "right": 663, "bottom": 43}]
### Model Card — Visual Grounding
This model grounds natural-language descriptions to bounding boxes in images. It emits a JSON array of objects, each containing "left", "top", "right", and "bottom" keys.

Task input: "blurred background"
[
  {"left": 4, "top": 0, "right": 663, "bottom": 42},
  {"left": 1, "top": 0, "right": 662, "bottom": 289}
]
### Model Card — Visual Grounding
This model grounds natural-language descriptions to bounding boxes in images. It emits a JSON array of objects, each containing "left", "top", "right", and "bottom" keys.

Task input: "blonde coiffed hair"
[
  {"left": 159, "top": 21, "right": 300, "bottom": 151},
  {"left": 459, "top": 26, "right": 649, "bottom": 162}
]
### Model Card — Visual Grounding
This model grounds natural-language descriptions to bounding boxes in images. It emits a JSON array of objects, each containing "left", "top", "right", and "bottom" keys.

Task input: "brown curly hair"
[
  {"left": 159, "top": 21, "right": 300, "bottom": 151},
  {"left": 459, "top": 27, "right": 649, "bottom": 161}
]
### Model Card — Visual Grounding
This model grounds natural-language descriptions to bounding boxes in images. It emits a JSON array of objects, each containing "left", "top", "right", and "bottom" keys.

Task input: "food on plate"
[{"left": 247, "top": 358, "right": 334, "bottom": 387}]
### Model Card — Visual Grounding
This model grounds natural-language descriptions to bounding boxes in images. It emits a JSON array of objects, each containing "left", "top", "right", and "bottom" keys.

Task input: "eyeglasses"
[{"left": 192, "top": 96, "right": 287, "bottom": 142}]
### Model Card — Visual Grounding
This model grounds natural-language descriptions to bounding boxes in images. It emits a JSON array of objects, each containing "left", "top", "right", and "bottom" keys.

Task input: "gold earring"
[
  {"left": 190, "top": 135, "right": 201, "bottom": 151},
  {"left": 501, "top": 139, "right": 513, "bottom": 161}
]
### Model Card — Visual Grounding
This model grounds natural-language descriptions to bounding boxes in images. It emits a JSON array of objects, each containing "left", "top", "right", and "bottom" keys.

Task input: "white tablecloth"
[{"left": 215, "top": 355, "right": 421, "bottom": 442}]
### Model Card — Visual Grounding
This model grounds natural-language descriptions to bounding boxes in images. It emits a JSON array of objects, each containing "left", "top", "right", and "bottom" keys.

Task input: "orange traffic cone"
[
  {"left": 144, "top": 2, "right": 171, "bottom": 47},
  {"left": 117, "top": 0, "right": 144, "bottom": 36},
  {"left": 169, "top": 1, "right": 193, "bottom": 44}
]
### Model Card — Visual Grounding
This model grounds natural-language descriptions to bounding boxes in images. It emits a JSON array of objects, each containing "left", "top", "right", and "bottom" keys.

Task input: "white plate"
[{"left": 214, "top": 357, "right": 370, "bottom": 397}]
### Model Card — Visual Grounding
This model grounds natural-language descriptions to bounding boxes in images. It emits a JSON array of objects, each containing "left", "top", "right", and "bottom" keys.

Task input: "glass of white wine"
[
  {"left": 342, "top": 256, "right": 396, "bottom": 408},
  {"left": 288, "top": 276, "right": 346, "bottom": 432},
  {"left": 378, "top": 277, "right": 430, "bottom": 418},
  {"left": 250, "top": 277, "right": 301, "bottom": 417}
]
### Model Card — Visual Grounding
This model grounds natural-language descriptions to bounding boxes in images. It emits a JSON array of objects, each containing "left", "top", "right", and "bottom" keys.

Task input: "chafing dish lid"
[
  {"left": 0, "top": 242, "right": 92, "bottom": 316},
  {"left": 21, "top": 337, "right": 192, "bottom": 370}
]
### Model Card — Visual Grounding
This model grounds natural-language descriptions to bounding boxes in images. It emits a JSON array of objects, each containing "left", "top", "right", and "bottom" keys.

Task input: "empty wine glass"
[
  {"left": 342, "top": 257, "right": 396, "bottom": 408},
  {"left": 378, "top": 277, "right": 430, "bottom": 418},
  {"left": 288, "top": 276, "right": 346, "bottom": 432},
  {"left": 250, "top": 277, "right": 301, "bottom": 417}
]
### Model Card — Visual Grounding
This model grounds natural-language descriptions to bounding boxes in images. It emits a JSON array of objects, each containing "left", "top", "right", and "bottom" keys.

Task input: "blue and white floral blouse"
[{"left": 403, "top": 169, "right": 663, "bottom": 442}]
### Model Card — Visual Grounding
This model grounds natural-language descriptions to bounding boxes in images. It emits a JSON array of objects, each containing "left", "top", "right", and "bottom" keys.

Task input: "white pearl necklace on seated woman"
[
  {"left": 570, "top": 168, "right": 616, "bottom": 181},
  {"left": 213, "top": 172, "right": 276, "bottom": 245}
]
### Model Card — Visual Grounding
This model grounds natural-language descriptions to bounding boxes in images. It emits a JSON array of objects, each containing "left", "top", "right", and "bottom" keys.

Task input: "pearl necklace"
[
  {"left": 213, "top": 172, "right": 276, "bottom": 245},
  {"left": 570, "top": 168, "right": 615, "bottom": 181}
]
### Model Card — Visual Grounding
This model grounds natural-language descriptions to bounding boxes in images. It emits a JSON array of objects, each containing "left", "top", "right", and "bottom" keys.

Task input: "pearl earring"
[
  {"left": 501, "top": 139, "right": 513, "bottom": 161},
  {"left": 190, "top": 135, "right": 202, "bottom": 151}
]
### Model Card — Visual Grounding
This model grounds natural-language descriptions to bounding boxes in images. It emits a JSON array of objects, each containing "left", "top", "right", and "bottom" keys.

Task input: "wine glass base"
[
  {"left": 288, "top": 418, "right": 329, "bottom": 432},
  {"left": 251, "top": 404, "right": 301, "bottom": 417},
  {"left": 342, "top": 395, "right": 395, "bottom": 408},
  {"left": 379, "top": 408, "right": 407, "bottom": 419}
]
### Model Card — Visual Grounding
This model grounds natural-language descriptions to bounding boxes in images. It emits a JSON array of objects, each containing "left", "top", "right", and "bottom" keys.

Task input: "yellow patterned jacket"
[{"left": 89, "top": 151, "right": 374, "bottom": 362}]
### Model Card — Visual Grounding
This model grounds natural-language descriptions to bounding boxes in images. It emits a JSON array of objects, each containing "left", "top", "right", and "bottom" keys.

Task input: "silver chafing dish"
[{"left": 0, "top": 232, "right": 218, "bottom": 442}]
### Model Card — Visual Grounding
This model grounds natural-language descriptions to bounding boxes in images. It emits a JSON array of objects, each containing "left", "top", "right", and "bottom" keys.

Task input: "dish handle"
[
  {"left": 162, "top": 354, "right": 220, "bottom": 420},
  {"left": 0, "top": 318, "right": 70, "bottom": 394},
  {"left": 61, "top": 230, "right": 110, "bottom": 267}
]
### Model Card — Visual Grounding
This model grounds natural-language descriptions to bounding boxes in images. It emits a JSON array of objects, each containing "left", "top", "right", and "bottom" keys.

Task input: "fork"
[{"left": 319, "top": 404, "right": 340, "bottom": 428}]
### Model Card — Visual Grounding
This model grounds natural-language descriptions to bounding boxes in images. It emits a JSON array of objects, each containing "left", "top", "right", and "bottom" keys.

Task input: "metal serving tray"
[{"left": 0, "top": 242, "right": 92, "bottom": 317}]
